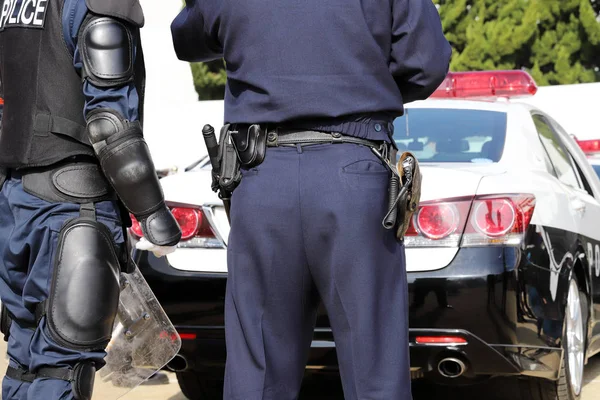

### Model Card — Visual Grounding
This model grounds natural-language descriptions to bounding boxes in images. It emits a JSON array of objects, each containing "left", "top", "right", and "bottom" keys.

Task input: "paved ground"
[{"left": 0, "top": 339, "right": 598, "bottom": 399}]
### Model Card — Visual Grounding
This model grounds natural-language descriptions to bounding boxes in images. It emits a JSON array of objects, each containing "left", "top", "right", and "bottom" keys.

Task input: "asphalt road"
[{"left": 0, "top": 339, "right": 598, "bottom": 399}]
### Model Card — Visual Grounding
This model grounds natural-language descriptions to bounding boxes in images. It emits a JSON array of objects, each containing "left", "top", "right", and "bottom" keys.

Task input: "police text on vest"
[{"left": 0, "top": 0, "right": 48, "bottom": 31}]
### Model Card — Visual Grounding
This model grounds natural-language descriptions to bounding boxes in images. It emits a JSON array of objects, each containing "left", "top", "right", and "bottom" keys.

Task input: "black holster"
[
  {"left": 229, "top": 124, "right": 268, "bottom": 169},
  {"left": 215, "top": 124, "right": 242, "bottom": 196}
]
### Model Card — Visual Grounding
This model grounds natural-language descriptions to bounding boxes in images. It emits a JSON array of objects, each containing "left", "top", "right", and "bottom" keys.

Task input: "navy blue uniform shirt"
[
  {"left": 62, "top": 0, "right": 139, "bottom": 122},
  {"left": 171, "top": 0, "right": 451, "bottom": 141}
]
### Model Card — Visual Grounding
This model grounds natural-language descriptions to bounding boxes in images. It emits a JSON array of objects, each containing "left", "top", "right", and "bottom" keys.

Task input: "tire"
[
  {"left": 176, "top": 371, "right": 224, "bottom": 400},
  {"left": 519, "top": 277, "right": 587, "bottom": 400}
]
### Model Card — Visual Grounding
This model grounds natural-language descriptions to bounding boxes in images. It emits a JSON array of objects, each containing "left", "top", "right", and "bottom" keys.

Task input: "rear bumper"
[
  {"left": 170, "top": 325, "right": 561, "bottom": 381},
  {"left": 135, "top": 244, "right": 566, "bottom": 381}
]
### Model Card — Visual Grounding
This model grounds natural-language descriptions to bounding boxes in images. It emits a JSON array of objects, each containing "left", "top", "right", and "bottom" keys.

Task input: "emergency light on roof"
[
  {"left": 577, "top": 139, "right": 600, "bottom": 155},
  {"left": 430, "top": 70, "right": 538, "bottom": 99}
]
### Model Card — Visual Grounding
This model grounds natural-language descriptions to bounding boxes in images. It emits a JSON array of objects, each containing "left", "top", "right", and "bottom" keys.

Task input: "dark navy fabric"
[
  {"left": 171, "top": 0, "right": 451, "bottom": 141},
  {"left": 0, "top": 176, "right": 124, "bottom": 400},
  {"left": 62, "top": 0, "right": 140, "bottom": 121},
  {"left": 0, "top": 1, "right": 135, "bottom": 398},
  {"left": 225, "top": 144, "right": 410, "bottom": 400}
]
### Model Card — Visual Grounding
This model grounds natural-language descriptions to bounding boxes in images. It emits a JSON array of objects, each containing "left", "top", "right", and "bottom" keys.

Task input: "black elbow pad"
[
  {"left": 87, "top": 110, "right": 182, "bottom": 246},
  {"left": 80, "top": 17, "right": 135, "bottom": 88}
]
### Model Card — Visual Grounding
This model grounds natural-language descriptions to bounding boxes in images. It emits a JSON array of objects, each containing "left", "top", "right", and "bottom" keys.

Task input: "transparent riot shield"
[{"left": 92, "top": 264, "right": 181, "bottom": 399}]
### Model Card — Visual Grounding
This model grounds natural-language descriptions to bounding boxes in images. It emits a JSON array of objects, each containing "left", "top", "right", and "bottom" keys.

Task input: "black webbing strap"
[
  {"left": 6, "top": 366, "right": 36, "bottom": 383},
  {"left": 34, "top": 114, "right": 89, "bottom": 146},
  {"left": 79, "top": 202, "right": 97, "bottom": 220},
  {"left": 6, "top": 365, "right": 73, "bottom": 383}
]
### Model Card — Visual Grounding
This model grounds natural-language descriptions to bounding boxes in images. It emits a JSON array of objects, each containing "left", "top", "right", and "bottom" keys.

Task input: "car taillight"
[
  {"left": 130, "top": 214, "right": 143, "bottom": 238},
  {"left": 416, "top": 204, "right": 460, "bottom": 240},
  {"left": 407, "top": 198, "right": 472, "bottom": 247},
  {"left": 405, "top": 194, "right": 535, "bottom": 248},
  {"left": 472, "top": 198, "right": 515, "bottom": 238},
  {"left": 172, "top": 207, "right": 200, "bottom": 240},
  {"left": 128, "top": 206, "right": 222, "bottom": 249},
  {"left": 461, "top": 194, "right": 535, "bottom": 247}
]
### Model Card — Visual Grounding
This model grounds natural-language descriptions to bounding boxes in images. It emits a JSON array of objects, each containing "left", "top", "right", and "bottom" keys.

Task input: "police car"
[{"left": 132, "top": 70, "right": 600, "bottom": 400}]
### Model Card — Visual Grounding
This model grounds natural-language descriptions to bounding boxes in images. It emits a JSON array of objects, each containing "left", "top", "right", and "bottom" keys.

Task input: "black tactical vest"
[{"left": 0, "top": 0, "right": 146, "bottom": 169}]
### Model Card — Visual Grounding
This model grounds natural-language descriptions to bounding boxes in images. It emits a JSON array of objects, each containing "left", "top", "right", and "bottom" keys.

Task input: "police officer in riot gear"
[
  {"left": 0, "top": 0, "right": 182, "bottom": 399},
  {"left": 172, "top": 0, "right": 451, "bottom": 398}
]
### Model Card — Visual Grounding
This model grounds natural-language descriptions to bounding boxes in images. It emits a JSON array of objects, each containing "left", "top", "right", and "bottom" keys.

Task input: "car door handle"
[{"left": 571, "top": 198, "right": 587, "bottom": 214}]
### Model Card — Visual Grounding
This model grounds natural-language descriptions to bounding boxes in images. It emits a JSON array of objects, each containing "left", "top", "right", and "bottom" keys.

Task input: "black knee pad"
[
  {"left": 72, "top": 362, "right": 96, "bottom": 400},
  {"left": 46, "top": 216, "right": 121, "bottom": 352}
]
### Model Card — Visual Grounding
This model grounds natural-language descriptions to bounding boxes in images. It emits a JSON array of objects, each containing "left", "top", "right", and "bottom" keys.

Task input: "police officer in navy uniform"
[
  {"left": 172, "top": 0, "right": 451, "bottom": 399},
  {"left": 0, "top": 0, "right": 182, "bottom": 399}
]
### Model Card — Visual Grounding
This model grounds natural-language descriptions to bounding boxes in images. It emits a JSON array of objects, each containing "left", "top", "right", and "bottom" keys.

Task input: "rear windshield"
[{"left": 392, "top": 108, "right": 508, "bottom": 163}]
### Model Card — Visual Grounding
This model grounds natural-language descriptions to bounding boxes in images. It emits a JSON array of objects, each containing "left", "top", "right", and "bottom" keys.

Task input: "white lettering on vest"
[
  {"left": 20, "top": 0, "right": 34, "bottom": 25},
  {"left": 8, "top": 0, "right": 17, "bottom": 24},
  {"left": 0, "top": 0, "right": 46, "bottom": 31},
  {"left": 0, "top": 0, "right": 11, "bottom": 29},
  {"left": 33, "top": 0, "right": 45, "bottom": 26}
]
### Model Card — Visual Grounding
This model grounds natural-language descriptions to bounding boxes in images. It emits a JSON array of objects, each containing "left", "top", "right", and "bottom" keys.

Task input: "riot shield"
[{"left": 92, "top": 264, "right": 181, "bottom": 399}]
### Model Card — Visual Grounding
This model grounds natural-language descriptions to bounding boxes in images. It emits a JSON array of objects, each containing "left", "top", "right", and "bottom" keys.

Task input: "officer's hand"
[{"left": 135, "top": 237, "right": 177, "bottom": 258}]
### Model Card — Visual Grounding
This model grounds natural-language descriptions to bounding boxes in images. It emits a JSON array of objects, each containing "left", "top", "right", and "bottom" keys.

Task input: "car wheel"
[
  {"left": 176, "top": 371, "right": 224, "bottom": 400},
  {"left": 520, "top": 277, "right": 587, "bottom": 400}
]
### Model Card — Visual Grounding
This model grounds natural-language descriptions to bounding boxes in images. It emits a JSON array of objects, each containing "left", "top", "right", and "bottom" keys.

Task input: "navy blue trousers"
[
  {"left": 224, "top": 143, "right": 411, "bottom": 400},
  {"left": 0, "top": 175, "right": 123, "bottom": 400}
]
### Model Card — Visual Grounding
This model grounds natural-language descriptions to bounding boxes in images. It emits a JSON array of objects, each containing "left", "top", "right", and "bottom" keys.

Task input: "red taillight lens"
[
  {"left": 472, "top": 198, "right": 516, "bottom": 238},
  {"left": 415, "top": 336, "right": 467, "bottom": 345},
  {"left": 130, "top": 214, "right": 143, "bottom": 238},
  {"left": 405, "top": 194, "right": 535, "bottom": 248},
  {"left": 171, "top": 207, "right": 200, "bottom": 240},
  {"left": 128, "top": 206, "right": 219, "bottom": 246},
  {"left": 416, "top": 204, "right": 459, "bottom": 240}
]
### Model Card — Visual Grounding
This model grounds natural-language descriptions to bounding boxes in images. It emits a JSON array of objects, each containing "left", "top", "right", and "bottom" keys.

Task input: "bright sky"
[{"left": 138, "top": 0, "right": 223, "bottom": 171}]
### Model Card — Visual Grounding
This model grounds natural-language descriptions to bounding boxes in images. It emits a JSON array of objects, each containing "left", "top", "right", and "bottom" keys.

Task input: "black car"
[{"left": 134, "top": 94, "right": 600, "bottom": 400}]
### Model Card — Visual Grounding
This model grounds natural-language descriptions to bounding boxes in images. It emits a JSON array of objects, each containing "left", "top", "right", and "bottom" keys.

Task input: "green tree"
[
  {"left": 190, "top": 0, "right": 600, "bottom": 99},
  {"left": 190, "top": 59, "right": 227, "bottom": 100},
  {"left": 435, "top": 0, "right": 600, "bottom": 85}
]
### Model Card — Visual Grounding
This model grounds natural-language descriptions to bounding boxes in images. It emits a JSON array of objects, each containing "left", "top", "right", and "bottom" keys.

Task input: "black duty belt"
[
  {"left": 13, "top": 158, "right": 116, "bottom": 204},
  {"left": 265, "top": 129, "right": 387, "bottom": 151}
]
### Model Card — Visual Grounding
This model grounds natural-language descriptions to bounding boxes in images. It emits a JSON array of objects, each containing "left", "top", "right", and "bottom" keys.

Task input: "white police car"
[{"left": 131, "top": 71, "right": 600, "bottom": 400}]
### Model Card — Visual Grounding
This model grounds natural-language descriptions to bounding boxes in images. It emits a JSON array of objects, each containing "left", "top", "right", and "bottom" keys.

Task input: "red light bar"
[
  {"left": 0, "top": 98, "right": 4, "bottom": 105},
  {"left": 415, "top": 336, "right": 467, "bottom": 345},
  {"left": 430, "top": 70, "right": 538, "bottom": 99},
  {"left": 179, "top": 333, "right": 197, "bottom": 340},
  {"left": 577, "top": 139, "right": 600, "bottom": 155}
]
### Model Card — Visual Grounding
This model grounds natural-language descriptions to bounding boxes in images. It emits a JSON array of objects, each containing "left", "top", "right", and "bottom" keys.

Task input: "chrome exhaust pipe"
[
  {"left": 437, "top": 357, "right": 467, "bottom": 378},
  {"left": 166, "top": 354, "right": 189, "bottom": 372}
]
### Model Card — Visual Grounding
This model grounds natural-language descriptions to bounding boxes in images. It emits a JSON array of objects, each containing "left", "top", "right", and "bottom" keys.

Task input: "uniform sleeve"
[
  {"left": 170, "top": 0, "right": 223, "bottom": 63},
  {"left": 62, "top": 0, "right": 140, "bottom": 121},
  {"left": 390, "top": 0, "right": 452, "bottom": 104}
]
